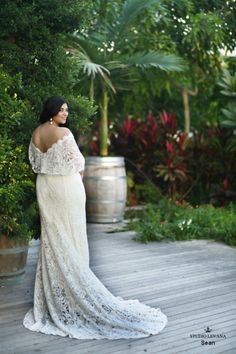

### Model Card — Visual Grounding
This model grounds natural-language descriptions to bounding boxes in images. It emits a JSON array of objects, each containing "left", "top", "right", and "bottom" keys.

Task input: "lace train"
[{"left": 23, "top": 172, "right": 167, "bottom": 339}]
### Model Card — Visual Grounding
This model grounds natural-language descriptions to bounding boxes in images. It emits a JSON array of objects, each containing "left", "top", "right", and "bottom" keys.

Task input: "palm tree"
[{"left": 70, "top": 0, "right": 186, "bottom": 156}]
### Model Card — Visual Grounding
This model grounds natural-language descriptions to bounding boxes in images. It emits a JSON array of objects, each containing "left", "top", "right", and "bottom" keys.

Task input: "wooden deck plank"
[{"left": 0, "top": 223, "right": 236, "bottom": 354}]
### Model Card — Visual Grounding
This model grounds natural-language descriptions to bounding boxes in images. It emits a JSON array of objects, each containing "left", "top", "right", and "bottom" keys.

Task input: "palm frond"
[
  {"left": 222, "top": 105, "right": 236, "bottom": 121},
  {"left": 114, "top": 0, "right": 160, "bottom": 43},
  {"left": 120, "top": 0, "right": 160, "bottom": 29},
  {"left": 218, "top": 69, "right": 236, "bottom": 97},
  {"left": 124, "top": 52, "right": 187, "bottom": 72},
  {"left": 100, "top": 72, "right": 117, "bottom": 94},
  {"left": 104, "top": 61, "right": 129, "bottom": 71},
  {"left": 72, "top": 50, "right": 116, "bottom": 94},
  {"left": 221, "top": 119, "right": 236, "bottom": 129},
  {"left": 106, "top": 62, "right": 138, "bottom": 91},
  {"left": 72, "top": 51, "right": 108, "bottom": 76},
  {"left": 225, "top": 136, "right": 236, "bottom": 150},
  {"left": 68, "top": 33, "right": 103, "bottom": 62}
]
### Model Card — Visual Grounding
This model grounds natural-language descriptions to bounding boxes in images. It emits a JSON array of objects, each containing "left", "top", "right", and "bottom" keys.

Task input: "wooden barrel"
[
  {"left": 0, "top": 235, "right": 29, "bottom": 284},
  {"left": 84, "top": 156, "right": 127, "bottom": 223}
]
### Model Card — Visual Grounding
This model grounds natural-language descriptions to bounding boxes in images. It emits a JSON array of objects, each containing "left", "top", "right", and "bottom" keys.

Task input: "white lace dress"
[{"left": 23, "top": 131, "right": 167, "bottom": 339}]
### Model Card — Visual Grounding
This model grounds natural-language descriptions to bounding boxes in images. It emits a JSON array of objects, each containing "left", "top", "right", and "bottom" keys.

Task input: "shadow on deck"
[{"left": 0, "top": 223, "right": 236, "bottom": 354}]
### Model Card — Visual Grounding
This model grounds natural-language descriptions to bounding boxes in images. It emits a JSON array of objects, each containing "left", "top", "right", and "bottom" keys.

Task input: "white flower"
[
  {"left": 178, "top": 222, "right": 184, "bottom": 230},
  {"left": 178, "top": 219, "right": 192, "bottom": 231},
  {"left": 187, "top": 219, "right": 192, "bottom": 226}
]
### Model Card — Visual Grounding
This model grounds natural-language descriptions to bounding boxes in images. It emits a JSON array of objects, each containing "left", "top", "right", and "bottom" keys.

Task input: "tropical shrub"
[
  {"left": 89, "top": 111, "right": 236, "bottom": 205},
  {"left": 129, "top": 201, "right": 236, "bottom": 246},
  {"left": 0, "top": 68, "right": 38, "bottom": 241},
  {"left": 0, "top": 136, "right": 37, "bottom": 241}
]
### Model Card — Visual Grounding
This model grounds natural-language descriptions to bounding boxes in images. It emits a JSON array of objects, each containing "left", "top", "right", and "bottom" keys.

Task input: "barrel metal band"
[
  {"left": 87, "top": 199, "right": 125, "bottom": 204},
  {"left": 0, "top": 246, "right": 28, "bottom": 255},
  {"left": 85, "top": 176, "right": 126, "bottom": 181},
  {"left": 0, "top": 268, "right": 26, "bottom": 277},
  {"left": 87, "top": 215, "right": 123, "bottom": 222}
]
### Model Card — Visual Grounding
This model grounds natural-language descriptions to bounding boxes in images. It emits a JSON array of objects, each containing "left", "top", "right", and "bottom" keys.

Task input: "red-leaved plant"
[{"left": 88, "top": 112, "right": 236, "bottom": 205}]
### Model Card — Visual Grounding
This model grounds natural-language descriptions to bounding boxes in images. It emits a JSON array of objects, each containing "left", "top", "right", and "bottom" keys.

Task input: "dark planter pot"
[
  {"left": 84, "top": 156, "right": 127, "bottom": 223},
  {"left": 0, "top": 235, "right": 29, "bottom": 284}
]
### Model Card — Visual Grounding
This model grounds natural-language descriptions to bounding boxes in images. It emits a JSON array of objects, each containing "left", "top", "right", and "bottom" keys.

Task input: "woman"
[{"left": 23, "top": 96, "right": 167, "bottom": 339}]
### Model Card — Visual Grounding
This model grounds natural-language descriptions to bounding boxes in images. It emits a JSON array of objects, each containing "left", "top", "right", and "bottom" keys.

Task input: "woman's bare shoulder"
[
  {"left": 53, "top": 127, "right": 71, "bottom": 139},
  {"left": 31, "top": 125, "right": 41, "bottom": 137},
  {"left": 45, "top": 128, "right": 72, "bottom": 147},
  {"left": 32, "top": 126, "right": 70, "bottom": 138}
]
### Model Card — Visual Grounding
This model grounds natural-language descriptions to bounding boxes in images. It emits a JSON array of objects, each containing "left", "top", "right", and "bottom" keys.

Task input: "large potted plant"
[
  {"left": 0, "top": 135, "right": 38, "bottom": 283},
  {"left": 70, "top": 0, "right": 185, "bottom": 222},
  {"left": 0, "top": 67, "right": 39, "bottom": 283}
]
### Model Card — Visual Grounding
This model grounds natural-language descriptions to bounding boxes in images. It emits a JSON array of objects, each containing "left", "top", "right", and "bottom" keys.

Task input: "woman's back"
[{"left": 31, "top": 124, "right": 70, "bottom": 153}]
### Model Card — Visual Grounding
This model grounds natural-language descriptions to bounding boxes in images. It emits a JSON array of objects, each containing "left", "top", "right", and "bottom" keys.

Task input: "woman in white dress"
[{"left": 23, "top": 96, "right": 167, "bottom": 339}]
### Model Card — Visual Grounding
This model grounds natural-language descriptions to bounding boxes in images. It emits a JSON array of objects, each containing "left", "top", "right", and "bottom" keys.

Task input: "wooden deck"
[{"left": 0, "top": 223, "right": 236, "bottom": 354}]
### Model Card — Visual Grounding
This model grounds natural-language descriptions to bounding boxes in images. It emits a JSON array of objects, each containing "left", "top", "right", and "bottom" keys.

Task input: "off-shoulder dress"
[{"left": 23, "top": 131, "right": 167, "bottom": 339}]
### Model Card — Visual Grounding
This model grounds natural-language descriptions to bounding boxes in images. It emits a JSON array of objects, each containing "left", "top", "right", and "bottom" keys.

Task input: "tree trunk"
[
  {"left": 182, "top": 88, "right": 190, "bottom": 135},
  {"left": 99, "top": 90, "right": 109, "bottom": 156},
  {"left": 89, "top": 77, "right": 94, "bottom": 102}
]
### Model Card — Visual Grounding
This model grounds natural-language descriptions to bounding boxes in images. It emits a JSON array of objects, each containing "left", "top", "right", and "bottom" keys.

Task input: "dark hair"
[{"left": 39, "top": 96, "right": 69, "bottom": 127}]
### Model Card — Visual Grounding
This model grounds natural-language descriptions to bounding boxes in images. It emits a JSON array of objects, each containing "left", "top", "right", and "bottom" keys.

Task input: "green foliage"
[
  {"left": 125, "top": 52, "right": 185, "bottom": 71},
  {"left": 129, "top": 201, "right": 236, "bottom": 246},
  {"left": 219, "top": 69, "right": 236, "bottom": 134},
  {"left": 218, "top": 69, "right": 236, "bottom": 97},
  {"left": 0, "top": 0, "right": 94, "bottom": 113},
  {"left": 0, "top": 67, "right": 31, "bottom": 146},
  {"left": 70, "top": 0, "right": 186, "bottom": 155},
  {"left": 134, "top": 183, "right": 162, "bottom": 205},
  {"left": 0, "top": 65, "right": 33, "bottom": 147},
  {"left": 109, "top": 0, "right": 236, "bottom": 127},
  {"left": 66, "top": 95, "right": 97, "bottom": 134},
  {"left": 126, "top": 169, "right": 162, "bottom": 205},
  {"left": 0, "top": 67, "right": 38, "bottom": 241},
  {"left": 0, "top": 135, "right": 37, "bottom": 241}
]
